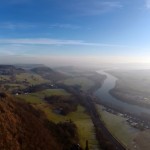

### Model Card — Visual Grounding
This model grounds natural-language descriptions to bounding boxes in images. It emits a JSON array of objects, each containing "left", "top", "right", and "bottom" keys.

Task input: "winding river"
[{"left": 95, "top": 70, "right": 150, "bottom": 117}]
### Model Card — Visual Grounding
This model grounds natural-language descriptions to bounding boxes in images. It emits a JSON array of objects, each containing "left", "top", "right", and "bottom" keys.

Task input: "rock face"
[{"left": 0, "top": 94, "right": 59, "bottom": 150}]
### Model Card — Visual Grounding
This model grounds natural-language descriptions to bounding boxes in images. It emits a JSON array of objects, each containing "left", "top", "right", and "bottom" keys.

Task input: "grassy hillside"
[
  {"left": 0, "top": 65, "right": 51, "bottom": 92},
  {"left": 15, "top": 73, "right": 49, "bottom": 84},
  {"left": 0, "top": 72, "right": 49, "bottom": 92}
]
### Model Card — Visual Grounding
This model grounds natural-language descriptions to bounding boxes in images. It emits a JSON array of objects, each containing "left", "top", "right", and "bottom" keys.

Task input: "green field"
[
  {"left": 39, "top": 104, "right": 99, "bottom": 150},
  {"left": 0, "top": 73, "right": 49, "bottom": 85},
  {"left": 17, "top": 89, "right": 70, "bottom": 104},
  {"left": 17, "top": 89, "right": 99, "bottom": 149},
  {"left": 96, "top": 104, "right": 140, "bottom": 147},
  {"left": 17, "top": 94, "right": 43, "bottom": 104},
  {"left": 68, "top": 106, "right": 99, "bottom": 150},
  {"left": 37, "top": 89, "right": 71, "bottom": 97},
  {"left": 60, "top": 77, "right": 95, "bottom": 91},
  {"left": 16, "top": 73, "right": 49, "bottom": 85},
  {"left": 0, "top": 73, "right": 50, "bottom": 91}
]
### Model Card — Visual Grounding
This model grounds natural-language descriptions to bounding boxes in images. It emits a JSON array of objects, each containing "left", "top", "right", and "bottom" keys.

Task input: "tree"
[{"left": 85, "top": 140, "right": 89, "bottom": 150}]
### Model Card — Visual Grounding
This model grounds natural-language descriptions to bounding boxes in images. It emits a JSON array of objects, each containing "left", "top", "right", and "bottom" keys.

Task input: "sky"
[{"left": 0, "top": 0, "right": 150, "bottom": 66}]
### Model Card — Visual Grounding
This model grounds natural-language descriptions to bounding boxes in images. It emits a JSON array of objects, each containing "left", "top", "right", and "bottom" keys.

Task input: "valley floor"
[{"left": 17, "top": 88, "right": 99, "bottom": 150}]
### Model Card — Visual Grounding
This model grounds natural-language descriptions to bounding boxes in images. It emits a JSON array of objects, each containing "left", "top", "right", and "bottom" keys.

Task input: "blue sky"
[{"left": 0, "top": 0, "right": 150, "bottom": 65}]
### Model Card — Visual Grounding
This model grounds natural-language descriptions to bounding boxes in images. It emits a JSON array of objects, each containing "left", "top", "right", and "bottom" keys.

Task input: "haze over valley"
[{"left": 1, "top": 0, "right": 150, "bottom": 149}]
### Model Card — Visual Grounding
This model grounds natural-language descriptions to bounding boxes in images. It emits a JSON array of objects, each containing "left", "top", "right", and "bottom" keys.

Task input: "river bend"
[{"left": 95, "top": 70, "right": 150, "bottom": 117}]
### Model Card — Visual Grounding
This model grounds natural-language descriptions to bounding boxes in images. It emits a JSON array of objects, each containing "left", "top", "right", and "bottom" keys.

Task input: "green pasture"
[{"left": 96, "top": 104, "right": 139, "bottom": 147}]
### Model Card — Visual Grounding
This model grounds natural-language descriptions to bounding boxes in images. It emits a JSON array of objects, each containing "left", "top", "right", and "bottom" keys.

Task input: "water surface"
[{"left": 95, "top": 70, "right": 150, "bottom": 117}]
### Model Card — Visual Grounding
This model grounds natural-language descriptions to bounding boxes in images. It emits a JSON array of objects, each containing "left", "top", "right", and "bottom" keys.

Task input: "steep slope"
[
  {"left": 0, "top": 93, "right": 79, "bottom": 150},
  {"left": 0, "top": 93, "right": 59, "bottom": 150}
]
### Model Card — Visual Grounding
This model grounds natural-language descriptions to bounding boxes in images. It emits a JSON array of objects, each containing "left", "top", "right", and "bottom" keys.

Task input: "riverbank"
[
  {"left": 107, "top": 70, "right": 150, "bottom": 109},
  {"left": 95, "top": 70, "right": 150, "bottom": 117},
  {"left": 95, "top": 104, "right": 140, "bottom": 147},
  {"left": 110, "top": 85, "right": 150, "bottom": 109}
]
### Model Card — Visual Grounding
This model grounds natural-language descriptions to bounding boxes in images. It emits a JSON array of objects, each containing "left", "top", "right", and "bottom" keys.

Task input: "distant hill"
[
  {"left": 55, "top": 66, "right": 95, "bottom": 76},
  {"left": 54, "top": 66, "right": 78, "bottom": 76},
  {"left": 31, "top": 66, "right": 67, "bottom": 81},
  {"left": 0, "top": 93, "right": 79, "bottom": 150},
  {"left": 14, "top": 64, "right": 45, "bottom": 70},
  {"left": 0, "top": 65, "right": 15, "bottom": 69},
  {"left": 0, "top": 65, "right": 25, "bottom": 75}
]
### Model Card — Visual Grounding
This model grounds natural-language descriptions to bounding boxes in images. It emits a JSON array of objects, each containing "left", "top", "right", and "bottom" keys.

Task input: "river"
[{"left": 95, "top": 70, "right": 150, "bottom": 117}]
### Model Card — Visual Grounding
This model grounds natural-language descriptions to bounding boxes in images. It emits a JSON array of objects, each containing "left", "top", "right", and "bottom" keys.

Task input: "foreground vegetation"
[{"left": 0, "top": 93, "right": 79, "bottom": 150}]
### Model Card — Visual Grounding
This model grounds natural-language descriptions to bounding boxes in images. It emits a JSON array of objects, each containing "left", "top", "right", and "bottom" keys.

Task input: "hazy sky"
[{"left": 0, "top": 0, "right": 150, "bottom": 65}]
